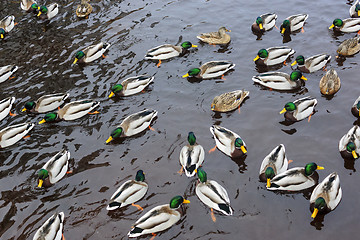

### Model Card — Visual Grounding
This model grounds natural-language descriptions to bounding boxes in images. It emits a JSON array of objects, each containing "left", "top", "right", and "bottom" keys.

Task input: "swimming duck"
[
  {"left": 73, "top": 42, "right": 111, "bottom": 64},
  {"left": 37, "top": 3, "right": 59, "bottom": 20},
  {"left": 179, "top": 132, "right": 205, "bottom": 177},
  {"left": 106, "top": 109, "right": 157, "bottom": 143},
  {"left": 33, "top": 212, "right": 65, "bottom": 240},
  {"left": 337, "top": 35, "right": 360, "bottom": 56},
  {"left": 329, "top": 18, "right": 360, "bottom": 33},
  {"left": 21, "top": 0, "right": 39, "bottom": 13},
  {"left": 127, "top": 195, "right": 190, "bottom": 238},
  {"left": 197, "top": 27, "right": 231, "bottom": 45},
  {"left": 0, "top": 65, "right": 18, "bottom": 83},
  {"left": 251, "top": 13, "right": 277, "bottom": 33},
  {"left": 38, "top": 100, "right": 99, "bottom": 124},
  {"left": 252, "top": 71, "right": 307, "bottom": 91},
  {"left": 280, "top": 14, "right": 308, "bottom": 34},
  {"left": 108, "top": 75, "right": 154, "bottom": 98},
  {"left": 107, "top": 170, "right": 148, "bottom": 211},
  {"left": 144, "top": 41, "right": 197, "bottom": 67},
  {"left": 76, "top": 0, "right": 92, "bottom": 18},
  {"left": 350, "top": 0, "right": 360, "bottom": 18},
  {"left": 268, "top": 162, "right": 324, "bottom": 191},
  {"left": 0, "top": 15, "right": 15, "bottom": 39},
  {"left": 351, "top": 96, "right": 360, "bottom": 118},
  {"left": 338, "top": 125, "right": 360, "bottom": 159},
  {"left": 22, "top": 93, "right": 70, "bottom": 113},
  {"left": 182, "top": 61, "right": 235, "bottom": 79},
  {"left": 0, "top": 97, "right": 16, "bottom": 121},
  {"left": 211, "top": 90, "right": 249, "bottom": 112},
  {"left": 319, "top": 69, "right": 341, "bottom": 95},
  {"left": 37, "top": 149, "right": 70, "bottom": 188},
  {"left": 0, "top": 122, "right": 34, "bottom": 148},
  {"left": 280, "top": 96, "right": 317, "bottom": 122},
  {"left": 259, "top": 144, "right": 288, "bottom": 187},
  {"left": 195, "top": 167, "right": 233, "bottom": 220},
  {"left": 253, "top": 46, "right": 295, "bottom": 66},
  {"left": 209, "top": 125, "right": 247, "bottom": 158},
  {"left": 310, "top": 172, "right": 342, "bottom": 218},
  {"left": 291, "top": 54, "right": 331, "bottom": 73}
]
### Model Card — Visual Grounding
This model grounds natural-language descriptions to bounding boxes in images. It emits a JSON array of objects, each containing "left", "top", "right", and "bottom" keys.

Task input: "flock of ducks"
[{"left": 1, "top": 0, "right": 360, "bottom": 239}]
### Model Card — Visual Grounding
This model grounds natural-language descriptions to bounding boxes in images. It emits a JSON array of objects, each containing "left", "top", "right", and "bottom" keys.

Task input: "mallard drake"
[
  {"left": 108, "top": 75, "right": 154, "bottom": 98},
  {"left": 337, "top": 35, "right": 360, "bottom": 56},
  {"left": 351, "top": 96, "right": 360, "bottom": 118},
  {"left": 259, "top": 144, "right": 288, "bottom": 187},
  {"left": 144, "top": 41, "right": 197, "bottom": 67},
  {"left": 0, "top": 65, "right": 18, "bottom": 83},
  {"left": 21, "top": 0, "right": 39, "bottom": 13},
  {"left": 107, "top": 170, "right": 148, "bottom": 211},
  {"left": 0, "top": 15, "right": 15, "bottom": 39},
  {"left": 268, "top": 162, "right": 324, "bottom": 191},
  {"left": 37, "top": 149, "right": 70, "bottom": 188},
  {"left": 73, "top": 42, "right": 111, "bottom": 64},
  {"left": 291, "top": 54, "right": 331, "bottom": 73},
  {"left": 33, "top": 212, "right": 65, "bottom": 240},
  {"left": 338, "top": 125, "right": 360, "bottom": 159},
  {"left": 209, "top": 125, "right": 247, "bottom": 158},
  {"left": 37, "top": 3, "right": 59, "bottom": 20},
  {"left": 38, "top": 100, "right": 99, "bottom": 124},
  {"left": 350, "top": 0, "right": 360, "bottom": 18},
  {"left": 310, "top": 172, "right": 342, "bottom": 218},
  {"left": 182, "top": 61, "right": 235, "bottom": 79},
  {"left": 179, "top": 132, "right": 205, "bottom": 177},
  {"left": 329, "top": 18, "right": 360, "bottom": 33},
  {"left": 279, "top": 96, "right": 317, "bottom": 122},
  {"left": 76, "top": 0, "right": 92, "bottom": 18},
  {"left": 319, "top": 69, "right": 341, "bottom": 95},
  {"left": 211, "top": 90, "right": 249, "bottom": 112},
  {"left": 251, "top": 13, "right": 277, "bottom": 33},
  {"left": 127, "top": 195, "right": 190, "bottom": 238},
  {"left": 0, "top": 97, "right": 16, "bottom": 121},
  {"left": 197, "top": 27, "right": 231, "bottom": 45},
  {"left": 0, "top": 122, "right": 34, "bottom": 148},
  {"left": 106, "top": 109, "right": 157, "bottom": 143},
  {"left": 252, "top": 71, "right": 307, "bottom": 91},
  {"left": 280, "top": 14, "right": 308, "bottom": 34},
  {"left": 253, "top": 46, "right": 295, "bottom": 66},
  {"left": 22, "top": 93, "right": 69, "bottom": 113}
]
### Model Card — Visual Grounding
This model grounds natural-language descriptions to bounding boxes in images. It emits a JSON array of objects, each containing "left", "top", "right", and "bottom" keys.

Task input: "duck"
[
  {"left": 209, "top": 125, "right": 247, "bottom": 158},
  {"left": 291, "top": 54, "right": 331, "bottom": 73},
  {"left": 251, "top": 13, "right": 277, "bottom": 33},
  {"left": 76, "top": 0, "right": 92, "bottom": 18},
  {"left": 279, "top": 96, "right": 317, "bottom": 122},
  {"left": 351, "top": 96, "right": 360, "bottom": 118},
  {"left": 310, "top": 172, "right": 342, "bottom": 218},
  {"left": 107, "top": 170, "right": 148, "bottom": 211},
  {"left": 195, "top": 167, "right": 233, "bottom": 221},
  {"left": 37, "top": 149, "right": 70, "bottom": 188},
  {"left": 197, "top": 27, "right": 231, "bottom": 45},
  {"left": 0, "top": 122, "right": 34, "bottom": 148},
  {"left": 350, "top": 0, "right": 360, "bottom": 18},
  {"left": 338, "top": 125, "right": 360, "bottom": 159},
  {"left": 0, "top": 15, "right": 15, "bottom": 39},
  {"left": 253, "top": 46, "right": 295, "bottom": 66},
  {"left": 268, "top": 162, "right": 324, "bottom": 191},
  {"left": 329, "top": 18, "right": 360, "bottom": 33},
  {"left": 179, "top": 132, "right": 205, "bottom": 177},
  {"left": 211, "top": 90, "right": 249, "bottom": 112},
  {"left": 182, "top": 61, "right": 235, "bottom": 79},
  {"left": 22, "top": 93, "right": 70, "bottom": 113},
  {"left": 105, "top": 109, "right": 157, "bottom": 143},
  {"left": 73, "top": 42, "right": 111, "bottom": 64},
  {"left": 252, "top": 71, "right": 307, "bottom": 91},
  {"left": 0, "top": 65, "right": 18, "bottom": 83},
  {"left": 38, "top": 100, "right": 99, "bottom": 124},
  {"left": 0, "top": 97, "right": 16, "bottom": 121},
  {"left": 37, "top": 3, "right": 59, "bottom": 20},
  {"left": 21, "top": 0, "right": 39, "bottom": 13},
  {"left": 33, "top": 212, "right": 65, "bottom": 240},
  {"left": 319, "top": 69, "right": 341, "bottom": 95},
  {"left": 337, "top": 35, "right": 360, "bottom": 56},
  {"left": 280, "top": 14, "right": 309, "bottom": 34},
  {"left": 259, "top": 144, "right": 288, "bottom": 187},
  {"left": 127, "top": 195, "right": 190, "bottom": 238},
  {"left": 144, "top": 41, "right": 197, "bottom": 67},
  {"left": 108, "top": 75, "right": 154, "bottom": 98}
]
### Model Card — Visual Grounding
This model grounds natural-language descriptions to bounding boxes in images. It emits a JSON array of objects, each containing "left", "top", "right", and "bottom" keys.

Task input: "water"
[{"left": 1, "top": 0, "right": 359, "bottom": 239}]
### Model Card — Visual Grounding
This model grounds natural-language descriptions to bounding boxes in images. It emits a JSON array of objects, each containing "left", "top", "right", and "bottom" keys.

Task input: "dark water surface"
[{"left": 1, "top": 0, "right": 360, "bottom": 239}]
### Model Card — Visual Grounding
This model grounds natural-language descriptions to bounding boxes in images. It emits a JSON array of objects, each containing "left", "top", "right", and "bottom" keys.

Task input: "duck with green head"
[
  {"left": 182, "top": 61, "right": 235, "bottom": 79},
  {"left": 339, "top": 125, "right": 360, "bottom": 159},
  {"left": 350, "top": 1, "right": 360, "bottom": 18},
  {"left": 253, "top": 46, "right": 295, "bottom": 66},
  {"left": 21, "top": 0, "right": 39, "bottom": 13},
  {"left": 280, "top": 14, "right": 308, "bottom": 34},
  {"left": 329, "top": 18, "right": 360, "bottom": 33},
  {"left": 22, "top": 93, "right": 69, "bottom": 113},
  {"left": 0, "top": 15, "right": 15, "bottom": 39},
  {"left": 251, "top": 13, "right": 277, "bottom": 33},
  {"left": 108, "top": 75, "right": 154, "bottom": 98},
  {"left": 351, "top": 96, "right": 360, "bottom": 118},
  {"left": 179, "top": 132, "right": 205, "bottom": 177},
  {"left": 37, "top": 3, "right": 59, "bottom": 20},
  {"left": 252, "top": 71, "right": 307, "bottom": 91},
  {"left": 279, "top": 96, "right": 317, "bottom": 122},
  {"left": 291, "top": 54, "right": 331, "bottom": 73},
  {"left": 197, "top": 26, "right": 231, "bottom": 45},
  {"left": 73, "top": 42, "right": 111, "bottom": 64}
]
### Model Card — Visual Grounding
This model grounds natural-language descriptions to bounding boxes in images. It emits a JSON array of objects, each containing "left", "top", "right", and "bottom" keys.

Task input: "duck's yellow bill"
[
  {"left": 37, "top": 179, "right": 43, "bottom": 188},
  {"left": 21, "top": 108, "right": 27, "bottom": 112},
  {"left": 183, "top": 199, "right": 190, "bottom": 204},
  {"left": 39, "top": 119, "right": 46, "bottom": 124},
  {"left": 73, "top": 58, "right": 78, "bottom": 64},
  {"left": 281, "top": 28, "right": 285, "bottom": 34},
  {"left": 253, "top": 55, "right": 260, "bottom": 61},
  {"left": 317, "top": 166, "right": 325, "bottom": 170},
  {"left": 291, "top": 61, "right": 297, "bottom": 66},
  {"left": 279, "top": 108, "right": 287, "bottom": 114},
  {"left": 226, "top": 29, "right": 231, "bottom": 32},
  {"left": 329, "top": 24, "right": 334, "bottom": 29},
  {"left": 108, "top": 92, "right": 115, "bottom": 98},
  {"left": 259, "top": 24, "right": 263, "bottom": 30},
  {"left": 266, "top": 178, "right": 271, "bottom": 188},
  {"left": 37, "top": 12, "right": 42, "bottom": 17},
  {"left": 0, "top": 34, "right": 3, "bottom": 39},
  {"left": 240, "top": 145, "right": 247, "bottom": 154},
  {"left": 352, "top": 150, "right": 358, "bottom": 159},
  {"left": 301, "top": 76, "right": 307, "bottom": 81},
  {"left": 311, "top": 208, "right": 318, "bottom": 218},
  {"left": 106, "top": 136, "right": 113, "bottom": 143},
  {"left": 182, "top": 73, "right": 189, "bottom": 78},
  {"left": 192, "top": 44, "right": 198, "bottom": 48},
  {"left": 211, "top": 104, "right": 215, "bottom": 111},
  {"left": 358, "top": 10, "right": 360, "bottom": 16}
]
